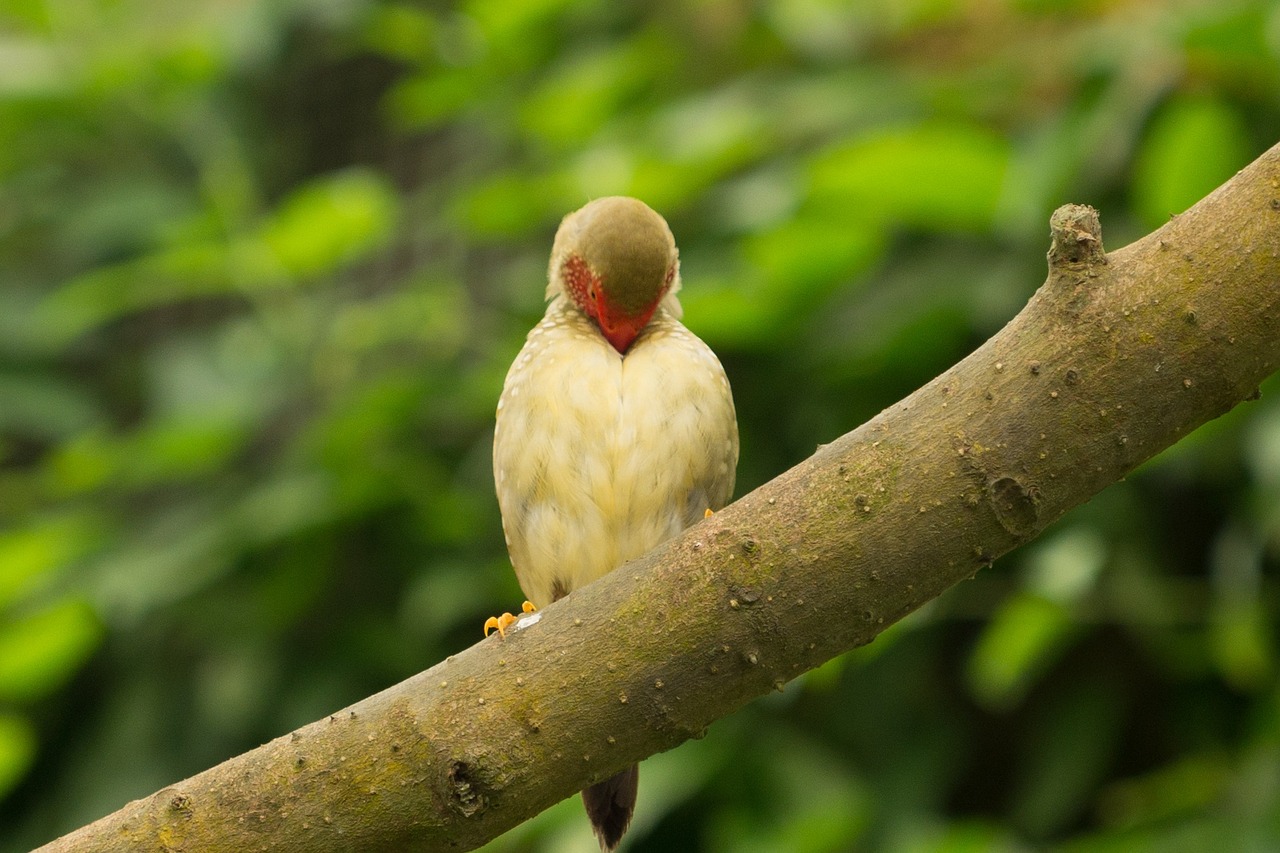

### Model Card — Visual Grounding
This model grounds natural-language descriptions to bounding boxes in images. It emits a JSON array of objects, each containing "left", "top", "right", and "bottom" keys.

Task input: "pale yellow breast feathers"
[{"left": 493, "top": 299, "right": 738, "bottom": 609}]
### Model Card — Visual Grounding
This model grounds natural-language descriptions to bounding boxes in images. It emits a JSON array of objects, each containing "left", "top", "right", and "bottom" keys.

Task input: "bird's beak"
[{"left": 595, "top": 303, "right": 654, "bottom": 354}]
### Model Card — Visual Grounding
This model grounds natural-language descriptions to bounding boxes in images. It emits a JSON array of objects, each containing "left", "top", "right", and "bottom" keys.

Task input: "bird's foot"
[
  {"left": 484, "top": 601, "right": 536, "bottom": 638},
  {"left": 704, "top": 507, "right": 715, "bottom": 518}
]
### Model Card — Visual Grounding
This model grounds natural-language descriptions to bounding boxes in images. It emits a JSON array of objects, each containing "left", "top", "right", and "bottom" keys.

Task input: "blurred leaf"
[
  {"left": 0, "top": 37, "right": 63, "bottom": 97},
  {"left": 400, "top": 562, "right": 492, "bottom": 642},
  {"left": 966, "top": 593, "right": 1076, "bottom": 710},
  {"left": 809, "top": 123, "right": 1011, "bottom": 232},
  {"left": 36, "top": 241, "right": 244, "bottom": 343},
  {"left": 45, "top": 431, "right": 119, "bottom": 496},
  {"left": 1097, "top": 754, "right": 1230, "bottom": 831},
  {"left": 465, "top": 0, "right": 578, "bottom": 54},
  {"left": 90, "top": 519, "right": 230, "bottom": 625},
  {"left": 1011, "top": 683, "right": 1125, "bottom": 837},
  {"left": 708, "top": 730, "right": 869, "bottom": 853},
  {"left": 519, "top": 38, "right": 662, "bottom": 150},
  {"left": 681, "top": 215, "right": 885, "bottom": 347},
  {"left": 0, "top": 516, "right": 101, "bottom": 610},
  {"left": 0, "top": 712, "right": 37, "bottom": 800},
  {"left": 0, "top": 597, "right": 102, "bottom": 702},
  {"left": 743, "top": 215, "right": 886, "bottom": 303},
  {"left": 1209, "top": 525, "right": 1273, "bottom": 690},
  {"left": 454, "top": 171, "right": 573, "bottom": 237},
  {"left": 327, "top": 282, "right": 469, "bottom": 357},
  {"left": 1025, "top": 527, "right": 1107, "bottom": 605},
  {"left": 233, "top": 472, "right": 340, "bottom": 548},
  {"left": 1183, "top": 5, "right": 1275, "bottom": 81},
  {"left": 361, "top": 4, "right": 439, "bottom": 62},
  {"left": 651, "top": 85, "right": 773, "bottom": 168},
  {"left": 1131, "top": 95, "right": 1251, "bottom": 229},
  {"left": 1059, "top": 818, "right": 1264, "bottom": 853},
  {"left": 260, "top": 170, "right": 399, "bottom": 278},
  {"left": 127, "top": 419, "right": 246, "bottom": 484},
  {"left": 1209, "top": 601, "right": 1272, "bottom": 690},
  {"left": 1243, "top": 401, "right": 1280, "bottom": 487},
  {"left": 676, "top": 272, "right": 775, "bottom": 348},
  {"left": 37, "top": 170, "right": 397, "bottom": 342},
  {"left": 385, "top": 66, "right": 479, "bottom": 129},
  {"left": 898, "top": 820, "right": 1021, "bottom": 853},
  {"left": 0, "top": 371, "right": 98, "bottom": 441},
  {"left": 59, "top": 175, "right": 197, "bottom": 264},
  {"left": 46, "top": 418, "right": 246, "bottom": 495}
]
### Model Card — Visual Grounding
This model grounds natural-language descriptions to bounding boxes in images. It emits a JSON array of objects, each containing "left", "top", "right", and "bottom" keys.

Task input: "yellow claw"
[
  {"left": 704, "top": 507, "right": 715, "bottom": 518},
  {"left": 484, "top": 602, "right": 538, "bottom": 638},
  {"left": 484, "top": 613, "right": 516, "bottom": 638}
]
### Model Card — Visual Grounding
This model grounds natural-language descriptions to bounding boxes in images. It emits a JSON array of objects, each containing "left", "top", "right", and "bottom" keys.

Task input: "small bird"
[{"left": 492, "top": 197, "right": 738, "bottom": 849}]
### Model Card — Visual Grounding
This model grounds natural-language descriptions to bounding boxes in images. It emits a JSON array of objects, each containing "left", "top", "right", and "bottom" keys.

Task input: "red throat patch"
[
  {"left": 562, "top": 254, "right": 665, "bottom": 354},
  {"left": 595, "top": 309, "right": 654, "bottom": 354}
]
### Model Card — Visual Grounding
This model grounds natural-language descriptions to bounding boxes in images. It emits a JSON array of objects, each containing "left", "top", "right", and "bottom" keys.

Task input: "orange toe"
[
  {"left": 484, "top": 612, "right": 517, "bottom": 638},
  {"left": 484, "top": 602, "right": 538, "bottom": 638}
]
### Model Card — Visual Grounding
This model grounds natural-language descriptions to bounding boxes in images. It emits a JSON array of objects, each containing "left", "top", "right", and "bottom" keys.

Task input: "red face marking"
[
  {"left": 562, "top": 254, "right": 599, "bottom": 314},
  {"left": 562, "top": 254, "right": 670, "bottom": 354}
]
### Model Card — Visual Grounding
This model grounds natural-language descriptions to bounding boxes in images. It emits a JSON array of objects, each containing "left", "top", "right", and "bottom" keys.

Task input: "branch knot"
[{"left": 1048, "top": 204, "right": 1105, "bottom": 267}]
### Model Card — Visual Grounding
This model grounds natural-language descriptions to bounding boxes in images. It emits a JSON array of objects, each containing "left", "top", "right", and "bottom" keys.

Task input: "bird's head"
[{"left": 548, "top": 196, "right": 680, "bottom": 354}]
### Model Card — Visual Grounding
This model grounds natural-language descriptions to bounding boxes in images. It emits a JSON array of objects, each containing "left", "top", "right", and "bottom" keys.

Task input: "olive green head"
[{"left": 550, "top": 196, "right": 680, "bottom": 353}]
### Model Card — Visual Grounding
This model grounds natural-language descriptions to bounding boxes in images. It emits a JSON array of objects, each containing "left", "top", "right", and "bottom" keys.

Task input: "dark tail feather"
[{"left": 582, "top": 763, "right": 639, "bottom": 850}]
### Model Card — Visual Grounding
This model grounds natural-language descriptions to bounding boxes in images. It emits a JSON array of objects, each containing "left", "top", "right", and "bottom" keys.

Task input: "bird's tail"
[{"left": 582, "top": 763, "right": 639, "bottom": 850}]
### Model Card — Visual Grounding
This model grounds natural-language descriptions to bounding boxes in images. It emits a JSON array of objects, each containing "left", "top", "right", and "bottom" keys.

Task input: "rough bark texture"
[{"left": 34, "top": 142, "right": 1280, "bottom": 853}]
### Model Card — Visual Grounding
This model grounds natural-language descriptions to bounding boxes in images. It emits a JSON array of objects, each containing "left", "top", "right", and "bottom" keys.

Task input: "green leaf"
[
  {"left": 0, "top": 371, "right": 99, "bottom": 441},
  {"left": 1210, "top": 600, "right": 1272, "bottom": 691},
  {"left": 899, "top": 820, "right": 1020, "bottom": 853},
  {"left": 809, "top": 123, "right": 1010, "bottom": 232},
  {"left": 0, "top": 597, "right": 102, "bottom": 702},
  {"left": 1132, "top": 95, "right": 1250, "bottom": 230},
  {"left": 681, "top": 215, "right": 885, "bottom": 347},
  {"left": 966, "top": 593, "right": 1076, "bottom": 710},
  {"left": 1011, "top": 685, "right": 1125, "bottom": 837},
  {"left": 37, "top": 241, "right": 239, "bottom": 343},
  {"left": 259, "top": 170, "right": 399, "bottom": 277},
  {"left": 454, "top": 171, "right": 573, "bottom": 237},
  {"left": 1097, "top": 754, "right": 1230, "bottom": 830},
  {"left": 361, "top": 4, "right": 439, "bottom": 62},
  {"left": 519, "top": 41, "right": 655, "bottom": 149},
  {"left": 0, "top": 712, "right": 37, "bottom": 799},
  {"left": 743, "top": 215, "right": 886, "bottom": 301},
  {"left": 0, "top": 516, "right": 101, "bottom": 609},
  {"left": 46, "top": 417, "right": 247, "bottom": 495},
  {"left": 676, "top": 272, "right": 775, "bottom": 348},
  {"left": 386, "top": 68, "right": 478, "bottom": 129},
  {"left": 1025, "top": 527, "right": 1107, "bottom": 605}
]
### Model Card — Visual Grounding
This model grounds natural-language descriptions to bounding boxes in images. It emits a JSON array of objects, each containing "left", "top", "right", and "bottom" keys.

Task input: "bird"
[{"left": 491, "top": 196, "right": 738, "bottom": 849}]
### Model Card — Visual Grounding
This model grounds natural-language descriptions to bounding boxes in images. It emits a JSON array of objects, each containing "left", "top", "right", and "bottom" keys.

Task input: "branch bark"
[{"left": 34, "top": 142, "right": 1280, "bottom": 853}]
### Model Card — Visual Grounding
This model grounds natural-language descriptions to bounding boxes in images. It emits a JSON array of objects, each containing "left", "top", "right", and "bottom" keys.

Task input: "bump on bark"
[{"left": 1048, "top": 204, "right": 1106, "bottom": 267}]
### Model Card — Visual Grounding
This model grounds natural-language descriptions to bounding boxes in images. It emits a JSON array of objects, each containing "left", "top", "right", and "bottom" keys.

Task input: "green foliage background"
[{"left": 3, "top": 0, "right": 1280, "bottom": 850}]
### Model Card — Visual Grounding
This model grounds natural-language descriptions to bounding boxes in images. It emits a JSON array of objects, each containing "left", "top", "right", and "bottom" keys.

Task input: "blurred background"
[{"left": 3, "top": 0, "right": 1280, "bottom": 850}]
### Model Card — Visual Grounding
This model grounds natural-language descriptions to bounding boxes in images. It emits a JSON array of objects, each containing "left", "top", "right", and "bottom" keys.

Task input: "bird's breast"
[{"left": 494, "top": 302, "right": 737, "bottom": 609}]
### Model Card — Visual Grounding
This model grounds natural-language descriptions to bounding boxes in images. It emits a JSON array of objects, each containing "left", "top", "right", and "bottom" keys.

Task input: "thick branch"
[{"left": 34, "top": 142, "right": 1280, "bottom": 853}]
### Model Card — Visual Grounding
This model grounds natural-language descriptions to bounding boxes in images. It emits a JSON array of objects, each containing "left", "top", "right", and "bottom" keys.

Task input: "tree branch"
[{"left": 34, "top": 141, "right": 1280, "bottom": 853}]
